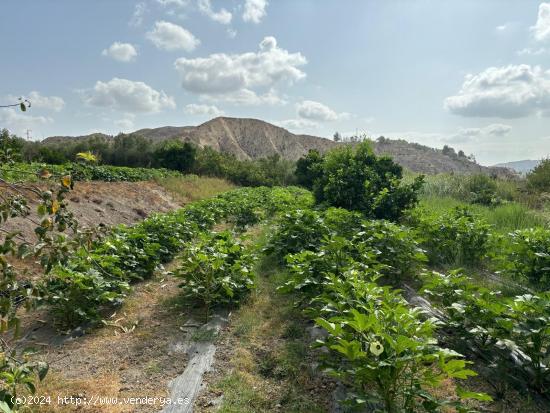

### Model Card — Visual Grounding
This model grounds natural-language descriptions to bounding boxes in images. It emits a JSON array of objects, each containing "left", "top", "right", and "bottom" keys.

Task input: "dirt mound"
[{"left": 3, "top": 181, "right": 182, "bottom": 242}]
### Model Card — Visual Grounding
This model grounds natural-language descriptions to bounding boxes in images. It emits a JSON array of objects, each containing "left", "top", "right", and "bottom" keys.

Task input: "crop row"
[
  {"left": 41, "top": 186, "right": 313, "bottom": 326},
  {"left": 265, "top": 203, "right": 550, "bottom": 407},
  {"left": 0, "top": 162, "right": 182, "bottom": 183},
  {"left": 264, "top": 207, "right": 490, "bottom": 411}
]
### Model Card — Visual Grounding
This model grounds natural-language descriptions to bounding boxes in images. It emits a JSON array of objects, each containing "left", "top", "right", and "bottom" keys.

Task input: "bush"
[
  {"left": 414, "top": 207, "right": 491, "bottom": 266},
  {"left": 174, "top": 231, "right": 256, "bottom": 321},
  {"left": 295, "top": 149, "right": 323, "bottom": 189},
  {"left": 305, "top": 142, "right": 423, "bottom": 220},
  {"left": 351, "top": 219, "right": 427, "bottom": 280},
  {"left": 527, "top": 158, "right": 550, "bottom": 193},
  {"left": 464, "top": 174, "right": 499, "bottom": 206},
  {"left": 153, "top": 140, "right": 196, "bottom": 173}
]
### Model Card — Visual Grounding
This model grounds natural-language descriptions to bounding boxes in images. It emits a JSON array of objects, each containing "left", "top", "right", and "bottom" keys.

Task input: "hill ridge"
[{"left": 43, "top": 116, "right": 511, "bottom": 176}]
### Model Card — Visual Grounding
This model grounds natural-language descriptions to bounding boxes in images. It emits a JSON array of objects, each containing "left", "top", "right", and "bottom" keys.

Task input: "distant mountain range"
[
  {"left": 494, "top": 160, "right": 540, "bottom": 174},
  {"left": 44, "top": 117, "right": 512, "bottom": 176}
]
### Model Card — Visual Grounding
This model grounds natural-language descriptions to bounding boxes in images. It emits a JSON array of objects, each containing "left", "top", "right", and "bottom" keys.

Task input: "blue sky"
[{"left": 1, "top": 0, "right": 550, "bottom": 165}]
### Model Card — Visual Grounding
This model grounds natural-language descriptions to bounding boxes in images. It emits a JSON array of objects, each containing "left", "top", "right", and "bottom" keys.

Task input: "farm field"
[
  {"left": 4, "top": 2, "right": 550, "bottom": 412},
  {"left": 2, "top": 138, "right": 550, "bottom": 413}
]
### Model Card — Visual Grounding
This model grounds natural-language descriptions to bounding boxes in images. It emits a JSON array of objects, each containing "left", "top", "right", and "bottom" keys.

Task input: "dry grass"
[{"left": 156, "top": 175, "right": 235, "bottom": 204}]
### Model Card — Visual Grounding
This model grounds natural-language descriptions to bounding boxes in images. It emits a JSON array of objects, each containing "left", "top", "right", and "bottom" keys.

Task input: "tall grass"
[
  {"left": 417, "top": 173, "right": 519, "bottom": 202},
  {"left": 155, "top": 174, "right": 235, "bottom": 203},
  {"left": 418, "top": 196, "right": 548, "bottom": 233}
]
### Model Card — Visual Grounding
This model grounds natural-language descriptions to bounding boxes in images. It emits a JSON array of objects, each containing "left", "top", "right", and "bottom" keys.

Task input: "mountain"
[
  {"left": 43, "top": 117, "right": 511, "bottom": 176},
  {"left": 494, "top": 160, "right": 540, "bottom": 174}
]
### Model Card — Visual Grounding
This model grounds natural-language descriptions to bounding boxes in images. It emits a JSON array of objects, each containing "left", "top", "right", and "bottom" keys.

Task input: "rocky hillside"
[{"left": 44, "top": 117, "right": 510, "bottom": 176}]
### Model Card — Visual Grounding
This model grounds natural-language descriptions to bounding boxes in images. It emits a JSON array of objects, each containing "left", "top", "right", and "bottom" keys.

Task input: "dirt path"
[{"left": 26, "top": 265, "right": 189, "bottom": 412}]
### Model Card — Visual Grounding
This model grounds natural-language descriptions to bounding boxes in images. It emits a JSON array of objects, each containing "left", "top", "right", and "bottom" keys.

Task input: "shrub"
[
  {"left": 174, "top": 231, "right": 256, "bottom": 321},
  {"left": 295, "top": 149, "right": 323, "bottom": 189},
  {"left": 414, "top": 207, "right": 491, "bottom": 266},
  {"left": 45, "top": 267, "right": 129, "bottom": 326},
  {"left": 464, "top": 174, "right": 499, "bottom": 206},
  {"left": 527, "top": 158, "right": 550, "bottom": 193},
  {"left": 305, "top": 141, "right": 424, "bottom": 220},
  {"left": 152, "top": 140, "right": 196, "bottom": 173}
]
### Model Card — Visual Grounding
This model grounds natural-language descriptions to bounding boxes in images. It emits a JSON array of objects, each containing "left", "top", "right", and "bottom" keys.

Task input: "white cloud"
[
  {"left": 156, "top": 0, "right": 189, "bottom": 7},
  {"left": 198, "top": 0, "right": 232, "bottom": 24},
  {"left": 129, "top": 2, "right": 147, "bottom": 27},
  {"left": 484, "top": 123, "right": 512, "bottom": 136},
  {"left": 114, "top": 114, "right": 136, "bottom": 132},
  {"left": 296, "top": 100, "right": 350, "bottom": 122},
  {"left": 102, "top": 42, "right": 138, "bottom": 62},
  {"left": 147, "top": 21, "right": 200, "bottom": 51},
  {"left": 495, "top": 24, "right": 508, "bottom": 32},
  {"left": 445, "top": 124, "right": 512, "bottom": 143},
  {"left": 82, "top": 78, "right": 176, "bottom": 113},
  {"left": 276, "top": 118, "right": 318, "bottom": 130},
  {"left": 174, "top": 36, "right": 305, "bottom": 105},
  {"left": 184, "top": 103, "right": 224, "bottom": 116},
  {"left": 20, "top": 91, "right": 65, "bottom": 112},
  {"left": 0, "top": 108, "right": 53, "bottom": 138},
  {"left": 531, "top": 2, "right": 550, "bottom": 42},
  {"left": 444, "top": 64, "right": 550, "bottom": 118},
  {"left": 243, "top": 0, "right": 268, "bottom": 24},
  {"left": 517, "top": 47, "right": 550, "bottom": 56},
  {"left": 200, "top": 88, "right": 286, "bottom": 106}
]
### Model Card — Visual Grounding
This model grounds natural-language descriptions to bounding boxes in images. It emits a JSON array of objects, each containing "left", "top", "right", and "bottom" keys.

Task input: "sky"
[{"left": 1, "top": 0, "right": 550, "bottom": 165}]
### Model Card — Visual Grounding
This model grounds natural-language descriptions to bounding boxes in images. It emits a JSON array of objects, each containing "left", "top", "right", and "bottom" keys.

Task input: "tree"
[
  {"left": 311, "top": 141, "right": 424, "bottom": 220},
  {"left": 295, "top": 149, "right": 323, "bottom": 189},
  {"left": 527, "top": 158, "right": 550, "bottom": 192},
  {"left": 333, "top": 131, "right": 341, "bottom": 142},
  {"left": 0, "top": 129, "right": 25, "bottom": 163},
  {"left": 442, "top": 145, "right": 457, "bottom": 157},
  {"left": 153, "top": 140, "right": 197, "bottom": 172}
]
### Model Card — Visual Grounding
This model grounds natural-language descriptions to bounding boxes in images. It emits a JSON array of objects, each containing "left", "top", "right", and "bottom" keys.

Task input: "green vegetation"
[
  {"left": 2, "top": 128, "right": 297, "bottom": 187},
  {"left": 4, "top": 123, "right": 550, "bottom": 411},
  {"left": 298, "top": 142, "right": 424, "bottom": 220},
  {"left": 527, "top": 158, "right": 550, "bottom": 193},
  {"left": 494, "top": 227, "right": 550, "bottom": 289},
  {"left": 1, "top": 161, "right": 182, "bottom": 183},
  {"left": 175, "top": 231, "right": 256, "bottom": 321},
  {"left": 413, "top": 207, "right": 491, "bottom": 267}
]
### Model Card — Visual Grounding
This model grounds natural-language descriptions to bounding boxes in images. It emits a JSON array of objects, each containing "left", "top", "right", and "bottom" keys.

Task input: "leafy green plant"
[
  {"left": 175, "top": 231, "right": 256, "bottom": 321},
  {"left": 302, "top": 141, "right": 424, "bottom": 220},
  {"left": 422, "top": 270, "right": 550, "bottom": 396},
  {"left": 464, "top": 174, "right": 500, "bottom": 206},
  {"left": 414, "top": 207, "right": 491, "bottom": 266},
  {"left": 314, "top": 269, "right": 485, "bottom": 411},
  {"left": 351, "top": 219, "right": 427, "bottom": 281},
  {"left": 265, "top": 209, "right": 328, "bottom": 260},
  {"left": 0, "top": 350, "right": 48, "bottom": 412},
  {"left": 495, "top": 227, "right": 550, "bottom": 288},
  {"left": 45, "top": 267, "right": 130, "bottom": 326}
]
